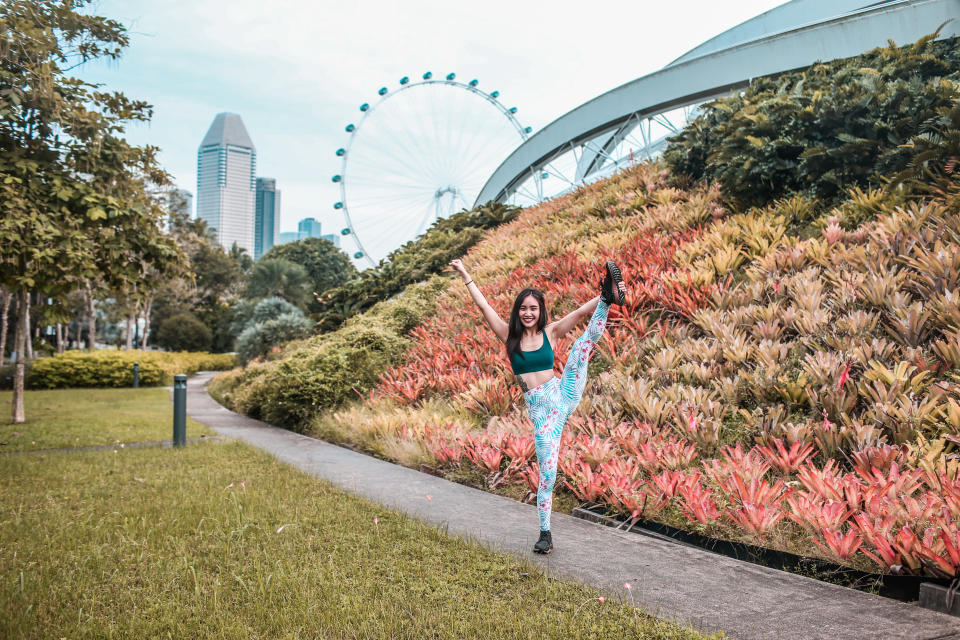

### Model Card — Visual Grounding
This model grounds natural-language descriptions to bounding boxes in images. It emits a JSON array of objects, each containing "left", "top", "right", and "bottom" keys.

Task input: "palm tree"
[{"left": 244, "top": 259, "right": 312, "bottom": 307}]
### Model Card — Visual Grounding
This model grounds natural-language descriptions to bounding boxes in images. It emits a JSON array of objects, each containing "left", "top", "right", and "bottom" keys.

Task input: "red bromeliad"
[
  {"left": 728, "top": 503, "right": 785, "bottom": 540},
  {"left": 650, "top": 469, "right": 701, "bottom": 499},
  {"left": 677, "top": 481, "right": 722, "bottom": 525},
  {"left": 814, "top": 527, "right": 862, "bottom": 562},
  {"left": 756, "top": 438, "right": 816, "bottom": 475}
]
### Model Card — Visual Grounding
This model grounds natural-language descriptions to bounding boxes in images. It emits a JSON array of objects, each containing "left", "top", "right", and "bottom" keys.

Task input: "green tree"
[
  {"left": 261, "top": 237, "right": 356, "bottom": 310},
  {"left": 149, "top": 211, "right": 250, "bottom": 352},
  {"left": 0, "top": 1, "right": 183, "bottom": 423},
  {"left": 156, "top": 312, "right": 212, "bottom": 352},
  {"left": 244, "top": 259, "right": 313, "bottom": 307}
]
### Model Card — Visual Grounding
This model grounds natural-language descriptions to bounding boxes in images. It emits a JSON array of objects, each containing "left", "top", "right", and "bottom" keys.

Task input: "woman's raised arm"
[{"left": 449, "top": 259, "right": 508, "bottom": 343}]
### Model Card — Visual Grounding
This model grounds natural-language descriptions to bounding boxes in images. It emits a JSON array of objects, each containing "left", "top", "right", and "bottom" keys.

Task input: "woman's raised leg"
[{"left": 558, "top": 299, "right": 610, "bottom": 409}]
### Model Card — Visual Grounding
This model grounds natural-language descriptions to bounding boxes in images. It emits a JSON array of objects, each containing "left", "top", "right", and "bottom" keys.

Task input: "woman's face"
[{"left": 519, "top": 295, "right": 540, "bottom": 329}]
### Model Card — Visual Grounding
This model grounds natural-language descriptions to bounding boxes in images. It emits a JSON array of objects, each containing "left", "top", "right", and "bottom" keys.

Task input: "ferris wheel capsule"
[
  {"left": 336, "top": 148, "right": 346, "bottom": 156},
  {"left": 345, "top": 124, "right": 355, "bottom": 132},
  {"left": 341, "top": 227, "right": 351, "bottom": 235},
  {"left": 541, "top": 172, "right": 549, "bottom": 179},
  {"left": 423, "top": 71, "right": 432, "bottom": 80},
  {"left": 378, "top": 87, "right": 388, "bottom": 96},
  {"left": 445, "top": 72, "right": 455, "bottom": 81},
  {"left": 359, "top": 103, "right": 369, "bottom": 112},
  {"left": 332, "top": 174, "right": 342, "bottom": 183},
  {"left": 353, "top": 251, "right": 364, "bottom": 259},
  {"left": 469, "top": 79, "right": 479, "bottom": 87},
  {"left": 524, "top": 126, "right": 532, "bottom": 134},
  {"left": 509, "top": 107, "right": 518, "bottom": 114},
  {"left": 334, "top": 202, "right": 344, "bottom": 209},
  {"left": 490, "top": 91, "right": 500, "bottom": 98},
  {"left": 400, "top": 76, "right": 410, "bottom": 84}
]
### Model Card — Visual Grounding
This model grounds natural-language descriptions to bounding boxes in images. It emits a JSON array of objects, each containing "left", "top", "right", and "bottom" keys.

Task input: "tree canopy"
[
  {"left": 0, "top": 1, "right": 184, "bottom": 422},
  {"left": 261, "top": 237, "right": 357, "bottom": 311}
]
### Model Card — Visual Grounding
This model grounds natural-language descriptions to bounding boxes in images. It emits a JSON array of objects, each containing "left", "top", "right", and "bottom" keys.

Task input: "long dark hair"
[{"left": 506, "top": 288, "right": 548, "bottom": 360}]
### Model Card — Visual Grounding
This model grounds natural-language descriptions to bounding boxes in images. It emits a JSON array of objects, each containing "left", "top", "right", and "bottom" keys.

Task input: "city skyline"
[{"left": 76, "top": 0, "right": 785, "bottom": 258}]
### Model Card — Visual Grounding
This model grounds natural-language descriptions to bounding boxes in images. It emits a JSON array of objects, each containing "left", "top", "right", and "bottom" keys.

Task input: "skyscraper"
[
  {"left": 297, "top": 217, "right": 322, "bottom": 240},
  {"left": 196, "top": 113, "right": 256, "bottom": 254},
  {"left": 296, "top": 217, "right": 341, "bottom": 248},
  {"left": 254, "top": 178, "right": 281, "bottom": 260}
]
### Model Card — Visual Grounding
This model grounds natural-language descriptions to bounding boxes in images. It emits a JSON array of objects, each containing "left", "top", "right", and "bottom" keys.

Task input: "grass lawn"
[
  {"left": 0, "top": 387, "right": 214, "bottom": 451},
  {"left": 0, "top": 436, "right": 719, "bottom": 639}
]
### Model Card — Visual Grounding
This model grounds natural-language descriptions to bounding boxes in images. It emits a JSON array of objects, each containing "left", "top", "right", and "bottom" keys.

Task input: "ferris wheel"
[{"left": 332, "top": 72, "right": 532, "bottom": 268}]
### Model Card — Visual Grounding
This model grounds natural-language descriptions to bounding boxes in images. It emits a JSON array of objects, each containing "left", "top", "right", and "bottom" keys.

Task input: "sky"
[{"left": 76, "top": 0, "right": 787, "bottom": 260}]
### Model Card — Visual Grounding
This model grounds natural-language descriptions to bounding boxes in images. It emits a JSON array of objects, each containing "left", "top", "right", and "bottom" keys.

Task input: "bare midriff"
[{"left": 515, "top": 328, "right": 556, "bottom": 392}]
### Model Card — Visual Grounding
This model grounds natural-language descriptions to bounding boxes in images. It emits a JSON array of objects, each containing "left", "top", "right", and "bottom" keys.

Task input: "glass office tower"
[
  {"left": 254, "top": 177, "right": 281, "bottom": 260},
  {"left": 196, "top": 113, "right": 256, "bottom": 254}
]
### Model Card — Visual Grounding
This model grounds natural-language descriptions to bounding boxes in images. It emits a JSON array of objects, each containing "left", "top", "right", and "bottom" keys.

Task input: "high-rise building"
[
  {"left": 278, "top": 231, "right": 299, "bottom": 245},
  {"left": 274, "top": 219, "right": 342, "bottom": 249},
  {"left": 254, "top": 178, "right": 281, "bottom": 260},
  {"left": 295, "top": 217, "right": 341, "bottom": 248},
  {"left": 196, "top": 113, "right": 256, "bottom": 254},
  {"left": 297, "top": 217, "right": 322, "bottom": 240},
  {"left": 321, "top": 233, "right": 341, "bottom": 248}
]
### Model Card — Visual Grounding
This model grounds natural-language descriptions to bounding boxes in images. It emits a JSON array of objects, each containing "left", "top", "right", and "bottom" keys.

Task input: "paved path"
[{"left": 185, "top": 372, "right": 960, "bottom": 640}]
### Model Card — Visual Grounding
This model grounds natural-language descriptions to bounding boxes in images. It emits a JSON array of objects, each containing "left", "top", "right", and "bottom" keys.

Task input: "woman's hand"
[{"left": 448, "top": 258, "right": 468, "bottom": 277}]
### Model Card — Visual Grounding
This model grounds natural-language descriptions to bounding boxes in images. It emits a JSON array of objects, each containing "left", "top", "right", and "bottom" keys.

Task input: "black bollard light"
[
  {"left": 133, "top": 362, "right": 140, "bottom": 388},
  {"left": 173, "top": 374, "right": 187, "bottom": 447}
]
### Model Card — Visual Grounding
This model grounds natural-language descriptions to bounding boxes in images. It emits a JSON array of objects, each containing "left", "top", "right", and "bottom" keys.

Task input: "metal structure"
[
  {"left": 333, "top": 74, "right": 532, "bottom": 268},
  {"left": 476, "top": 0, "right": 960, "bottom": 206},
  {"left": 173, "top": 374, "right": 186, "bottom": 447}
]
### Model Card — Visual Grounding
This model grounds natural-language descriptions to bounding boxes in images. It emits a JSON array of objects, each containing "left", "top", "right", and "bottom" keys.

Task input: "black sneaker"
[
  {"left": 533, "top": 530, "right": 553, "bottom": 554},
  {"left": 600, "top": 261, "right": 625, "bottom": 305}
]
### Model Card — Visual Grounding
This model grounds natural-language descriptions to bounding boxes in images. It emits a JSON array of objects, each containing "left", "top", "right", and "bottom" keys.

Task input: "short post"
[
  {"left": 133, "top": 362, "right": 140, "bottom": 388},
  {"left": 173, "top": 374, "right": 187, "bottom": 447}
]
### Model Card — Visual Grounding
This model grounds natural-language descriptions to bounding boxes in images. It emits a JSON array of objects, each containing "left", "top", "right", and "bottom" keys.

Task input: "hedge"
[
  {"left": 211, "top": 276, "right": 446, "bottom": 431},
  {"left": 24, "top": 350, "right": 236, "bottom": 389}
]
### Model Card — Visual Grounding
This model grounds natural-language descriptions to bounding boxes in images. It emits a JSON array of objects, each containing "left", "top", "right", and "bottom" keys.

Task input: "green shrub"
[
  {"left": 236, "top": 312, "right": 312, "bottom": 365},
  {"left": 26, "top": 350, "right": 236, "bottom": 389},
  {"left": 251, "top": 297, "right": 301, "bottom": 325},
  {"left": 156, "top": 312, "right": 212, "bottom": 352},
  {"left": 216, "top": 276, "right": 446, "bottom": 430},
  {"left": 664, "top": 33, "right": 960, "bottom": 209}
]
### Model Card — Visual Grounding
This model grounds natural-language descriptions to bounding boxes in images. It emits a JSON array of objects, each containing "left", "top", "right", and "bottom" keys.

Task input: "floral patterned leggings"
[{"left": 522, "top": 300, "right": 609, "bottom": 531}]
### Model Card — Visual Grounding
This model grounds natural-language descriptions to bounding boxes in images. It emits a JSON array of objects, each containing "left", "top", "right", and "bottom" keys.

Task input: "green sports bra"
[{"left": 509, "top": 331, "right": 554, "bottom": 375}]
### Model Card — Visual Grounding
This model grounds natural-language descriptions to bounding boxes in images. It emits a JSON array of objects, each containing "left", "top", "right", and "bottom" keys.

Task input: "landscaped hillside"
[
  {"left": 213, "top": 34, "right": 960, "bottom": 579},
  {"left": 319, "top": 167, "right": 960, "bottom": 579}
]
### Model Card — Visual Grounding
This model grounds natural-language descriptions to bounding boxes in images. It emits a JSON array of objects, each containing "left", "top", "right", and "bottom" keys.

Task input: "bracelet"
[{"left": 464, "top": 280, "right": 474, "bottom": 286}]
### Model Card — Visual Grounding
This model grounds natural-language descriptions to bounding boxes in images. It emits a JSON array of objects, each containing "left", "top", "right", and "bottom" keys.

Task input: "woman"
[{"left": 448, "top": 258, "right": 627, "bottom": 554}]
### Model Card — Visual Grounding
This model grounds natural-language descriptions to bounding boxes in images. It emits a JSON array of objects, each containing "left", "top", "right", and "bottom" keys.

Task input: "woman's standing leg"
[
  {"left": 527, "top": 380, "right": 566, "bottom": 532},
  {"left": 558, "top": 299, "right": 610, "bottom": 410}
]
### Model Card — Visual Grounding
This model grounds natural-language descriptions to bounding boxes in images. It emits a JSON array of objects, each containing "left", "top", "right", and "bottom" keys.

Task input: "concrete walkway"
[{"left": 185, "top": 372, "right": 960, "bottom": 640}]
